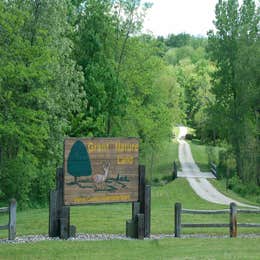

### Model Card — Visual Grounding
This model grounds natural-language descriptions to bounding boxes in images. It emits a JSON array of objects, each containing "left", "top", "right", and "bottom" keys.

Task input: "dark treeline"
[{"left": 0, "top": 0, "right": 259, "bottom": 207}]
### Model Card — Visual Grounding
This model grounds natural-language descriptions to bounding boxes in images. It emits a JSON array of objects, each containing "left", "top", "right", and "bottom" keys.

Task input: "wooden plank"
[
  {"left": 138, "top": 165, "right": 145, "bottom": 214},
  {"left": 181, "top": 223, "right": 230, "bottom": 228},
  {"left": 182, "top": 209, "right": 229, "bottom": 214},
  {"left": 237, "top": 209, "right": 260, "bottom": 214},
  {"left": 8, "top": 199, "right": 16, "bottom": 240},
  {"left": 238, "top": 223, "right": 260, "bottom": 227},
  {"left": 70, "top": 225, "right": 76, "bottom": 237},
  {"left": 126, "top": 219, "right": 137, "bottom": 238},
  {"left": 132, "top": 202, "right": 140, "bottom": 220},
  {"left": 64, "top": 138, "right": 139, "bottom": 205},
  {"left": 175, "top": 203, "right": 182, "bottom": 238},
  {"left": 230, "top": 203, "right": 237, "bottom": 238},
  {"left": 0, "top": 225, "right": 9, "bottom": 230},
  {"left": 0, "top": 207, "right": 8, "bottom": 213},
  {"left": 60, "top": 206, "right": 70, "bottom": 239},
  {"left": 49, "top": 190, "right": 59, "bottom": 237},
  {"left": 144, "top": 185, "right": 151, "bottom": 237},
  {"left": 137, "top": 214, "right": 144, "bottom": 240}
]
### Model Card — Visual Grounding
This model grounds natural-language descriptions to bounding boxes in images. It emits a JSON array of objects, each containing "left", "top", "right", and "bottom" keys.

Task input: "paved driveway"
[{"left": 177, "top": 127, "right": 258, "bottom": 208}]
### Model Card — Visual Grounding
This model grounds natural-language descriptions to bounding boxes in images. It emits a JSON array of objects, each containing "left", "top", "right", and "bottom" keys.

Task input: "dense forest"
[{"left": 0, "top": 0, "right": 259, "bottom": 207}]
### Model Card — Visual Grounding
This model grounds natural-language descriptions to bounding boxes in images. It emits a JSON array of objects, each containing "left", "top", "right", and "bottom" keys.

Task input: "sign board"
[{"left": 64, "top": 138, "right": 139, "bottom": 205}]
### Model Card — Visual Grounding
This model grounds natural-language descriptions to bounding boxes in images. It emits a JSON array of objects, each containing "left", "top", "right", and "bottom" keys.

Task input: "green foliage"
[
  {"left": 0, "top": 0, "right": 82, "bottom": 207},
  {"left": 207, "top": 0, "right": 260, "bottom": 186}
]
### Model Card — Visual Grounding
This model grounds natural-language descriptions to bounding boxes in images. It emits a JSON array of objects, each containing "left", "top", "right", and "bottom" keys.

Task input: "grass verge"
[{"left": 1, "top": 238, "right": 260, "bottom": 259}]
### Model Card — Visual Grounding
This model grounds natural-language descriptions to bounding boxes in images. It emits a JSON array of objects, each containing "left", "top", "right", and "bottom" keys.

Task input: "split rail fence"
[
  {"left": 175, "top": 202, "right": 260, "bottom": 238},
  {"left": 0, "top": 199, "right": 16, "bottom": 240}
]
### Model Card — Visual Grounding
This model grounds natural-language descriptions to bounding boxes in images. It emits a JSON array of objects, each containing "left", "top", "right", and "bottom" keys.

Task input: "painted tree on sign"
[{"left": 67, "top": 141, "right": 92, "bottom": 183}]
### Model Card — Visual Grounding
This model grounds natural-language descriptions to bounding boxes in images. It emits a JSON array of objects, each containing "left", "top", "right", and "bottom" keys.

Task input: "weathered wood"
[
  {"left": 138, "top": 165, "right": 146, "bottom": 214},
  {"left": 70, "top": 225, "right": 76, "bottom": 237},
  {"left": 137, "top": 214, "right": 144, "bottom": 240},
  {"left": 64, "top": 138, "right": 139, "bottom": 205},
  {"left": 182, "top": 223, "right": 230, "bottom": 228},
  {"left": 132, "top": 202, "right": 140, "bottom": 220},
  {"left": 230, "top": 203, "right": 237, "bottom": 238},
  {"left": 126, "top": 219, "right": 137, "bottom": 238},
  {"left": 49, "top": 168, "right": 64, "bottom": 238},
  {"left": 8, "top": 199, "right": 16, "bottom": 240},
  {"left": 237, "top": 223, "right": 260, "bottom": 227},
  {"left": 210, "top": 162, "right": 217, "bottom": 178},
  {"left": 0, "top": 225, "right": 9, "bottom": 230},
  {"left": 60, "top": 206, "right": 70, "bottom": 239},
  {"left": 0, "top": 207, "right": 8, "bottom": 213},
  {"left": 144, "top": 185, "right": 151, "bottom": 237},
  {"left": 237, "top": 209, "right": 260, "bottom": 214},
  {"left": 182, "top": 209, "right": 229, "bottom": 214},
  {"left": 49, "top": 190, "right": 59, "bottom": 237},
  {"left": 172, "top": 161, "right": 178, "bottom": 180},
  {"left": 175, "top": 203, "right": 182, "bottom": 238}
]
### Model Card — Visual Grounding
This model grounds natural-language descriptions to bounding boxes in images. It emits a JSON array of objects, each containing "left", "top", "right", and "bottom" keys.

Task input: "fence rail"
[
  {"left": 0, "top": 199, "right": 16, "bottom": 240},
  {"left": 175, "top": 202, "right": 260, "bottom": 238}
]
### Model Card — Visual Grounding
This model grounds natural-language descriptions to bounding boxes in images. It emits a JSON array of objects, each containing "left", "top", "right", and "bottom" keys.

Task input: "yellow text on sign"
[
  {"left": 72, "top": 194, "right": 131, "bottom": 204},
  {"left": 117, "top": 156, "right": 134, "bottom": 165}
]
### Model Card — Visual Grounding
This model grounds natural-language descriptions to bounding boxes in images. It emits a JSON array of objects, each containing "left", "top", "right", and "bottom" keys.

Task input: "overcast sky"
[{"left": 142, "top": 0, "right": 243, "bottom": 37}]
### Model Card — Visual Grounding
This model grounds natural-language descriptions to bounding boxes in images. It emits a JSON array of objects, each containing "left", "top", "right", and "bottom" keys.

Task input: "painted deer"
[{"left": 92, "top": 161, "right": 110, "bottom": 190}]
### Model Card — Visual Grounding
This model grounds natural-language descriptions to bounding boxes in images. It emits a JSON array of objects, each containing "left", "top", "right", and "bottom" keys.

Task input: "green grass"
[
  {"left": 188, "top": 139, "right": 222, "bottom": 172},
  {"left": 210, "top": 179, "right": 260, "bottom": 207},
  {"left": 1, "top": 238, "right": 260, "bottom": 259}
]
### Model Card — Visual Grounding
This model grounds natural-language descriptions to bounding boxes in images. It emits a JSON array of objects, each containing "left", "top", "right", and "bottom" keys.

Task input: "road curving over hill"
[{"left": 177, "top": 126, "right": 258, "bottom": 208}]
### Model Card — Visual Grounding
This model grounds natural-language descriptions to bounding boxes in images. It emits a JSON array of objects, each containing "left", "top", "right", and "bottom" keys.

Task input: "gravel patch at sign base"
[{"left": 1, "top": 233, "right": 260, "bottom": 244}]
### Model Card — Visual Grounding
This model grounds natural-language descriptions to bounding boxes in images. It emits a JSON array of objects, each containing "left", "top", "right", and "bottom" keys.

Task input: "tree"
[
  {"left": 71, "top": 0, "right": 151, "bottom": 137},
  {"left": 207, "top": 0, "right": 259, "bottom": 185},
  {"left": 0, "top": 0, "right": 82, "bottom": 206}
]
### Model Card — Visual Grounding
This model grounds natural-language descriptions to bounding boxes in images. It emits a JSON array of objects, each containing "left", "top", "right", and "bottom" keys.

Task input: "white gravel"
[
  {"left": 177, "top": 127, "right": 259, "bottom": 208},
  {"left": 1, "top": 233, "right": 260, "bottom": 244}
]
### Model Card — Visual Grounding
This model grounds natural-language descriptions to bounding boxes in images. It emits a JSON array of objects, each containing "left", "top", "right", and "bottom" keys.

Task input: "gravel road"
[{"left": 177, "top": 126, "right": 258, "bottom": 208}]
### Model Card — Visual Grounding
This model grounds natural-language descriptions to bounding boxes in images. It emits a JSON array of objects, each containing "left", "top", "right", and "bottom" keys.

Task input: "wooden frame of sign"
[
  {"left": 49, "top": 137, "right": 150, "bottom": 240},
  {"left": 63, "top": 137, "right": 139, "bottom": 205}
]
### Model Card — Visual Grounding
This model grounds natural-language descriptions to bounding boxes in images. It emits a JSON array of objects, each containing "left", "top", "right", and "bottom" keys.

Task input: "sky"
[{"left": 142, "top": 0, "right": 242, "bottom": 37}]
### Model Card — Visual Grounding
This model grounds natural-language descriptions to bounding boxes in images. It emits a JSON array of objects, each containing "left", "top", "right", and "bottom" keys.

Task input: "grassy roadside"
[
  {"left": 210, "top": 179, "right": 260, "bottom": 207},
  {"left": 188, "top": 139, "right": 222, "bottom": 172},
  {"left": 1, "top": 238, "right": 260, "bottom": 259}
]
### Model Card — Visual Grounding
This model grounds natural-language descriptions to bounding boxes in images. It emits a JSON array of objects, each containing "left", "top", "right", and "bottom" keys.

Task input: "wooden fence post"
[
  {"left": 49, "top": 190, "right": 59, "bottom": 237},
  {"left": 132, "top": 202, "right": 140, "bottom": 220},
  {"left": 126, "top": 165, "right": 149, "bottom": 239},
  {"left": 137, "top": 214, "right": 145, "bottom": 240},
  {"left": 144, "top": 185, "right": 151, "bottom": 237},
  {"left": 8, "top": 199, "right": 16, "bottom": 240},
  {"left": 175, "top": 202, "right": 182, "bottom": 238},
  {"left": 126, "top": 202, "right": 140, "bottom": 238},
  {"left": 230, "top": 203, "right": 237, "bottom": 238},
  {"left": 138, "top": 165, "right": 146, "bottom": 214},
  {"left": 60, "top": 206, "right": 70, "bottom": 239},
  {"left": 173, "top": 161, "right": 178, "bottom": 180}
]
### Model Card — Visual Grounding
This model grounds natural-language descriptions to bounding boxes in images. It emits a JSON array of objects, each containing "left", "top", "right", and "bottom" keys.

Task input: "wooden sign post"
[{"left": 49, "top": 137, "right": 150, "bottom": 239}]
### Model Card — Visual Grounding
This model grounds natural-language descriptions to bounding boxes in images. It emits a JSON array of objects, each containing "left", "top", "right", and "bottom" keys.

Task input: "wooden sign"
[{"left": 64, "top": 138, "right": 139, "bottom": 205}]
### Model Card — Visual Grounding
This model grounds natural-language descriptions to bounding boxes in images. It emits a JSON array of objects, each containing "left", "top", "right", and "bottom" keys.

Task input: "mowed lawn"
[{"left": 1, "top": 238, "right": 260, "bottom": 260}]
